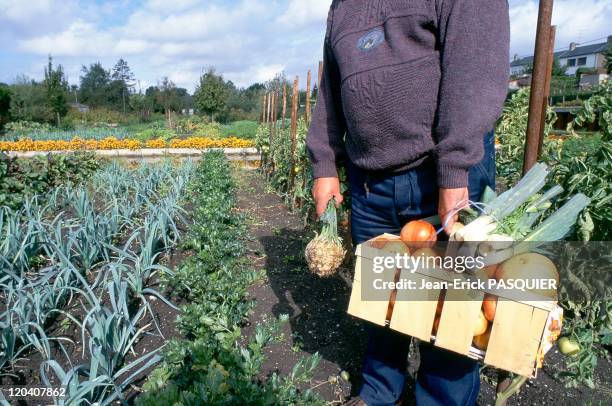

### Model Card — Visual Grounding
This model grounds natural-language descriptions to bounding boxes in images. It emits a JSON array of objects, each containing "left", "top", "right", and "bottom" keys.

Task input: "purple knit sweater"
[{"left": 306, "top": 0, "right": 510, "bottom": 188}]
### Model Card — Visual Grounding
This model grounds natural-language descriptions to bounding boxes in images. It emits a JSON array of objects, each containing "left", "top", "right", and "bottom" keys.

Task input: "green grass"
[{"left": 220, "top": 120, "right": 259, "bottom": 139}]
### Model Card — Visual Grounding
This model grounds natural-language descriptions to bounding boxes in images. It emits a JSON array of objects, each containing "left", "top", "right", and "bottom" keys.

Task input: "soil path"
[{"left": 234, "top": 168, "right": 611, "bottom": 406}]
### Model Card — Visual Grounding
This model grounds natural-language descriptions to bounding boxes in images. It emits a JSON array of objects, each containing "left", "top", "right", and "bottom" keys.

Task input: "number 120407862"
[{"left": 1, "top": 386, "right": 66, "bottom": 399}]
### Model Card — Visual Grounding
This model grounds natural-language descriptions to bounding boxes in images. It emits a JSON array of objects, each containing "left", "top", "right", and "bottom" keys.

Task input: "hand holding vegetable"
[
  {"left": 305, "top": 198, "right": 346, "bottom": 277},
  {"left": 312, "top": 177, "right": 343, "bottom": 218},
  {"left": 438, "top": 187, "right": 469, "bottom": 235}
]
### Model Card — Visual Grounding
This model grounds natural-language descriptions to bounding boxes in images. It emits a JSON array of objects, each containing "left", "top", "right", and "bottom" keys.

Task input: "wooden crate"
[{"left": 347, "top": 234, "right": 556, "bottom": 378}]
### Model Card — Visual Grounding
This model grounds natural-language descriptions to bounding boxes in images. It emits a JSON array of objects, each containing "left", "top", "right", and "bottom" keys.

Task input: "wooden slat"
[
  {"left": 347, "top": 256, "right": 393, "bottom": 326},
  {"left": 484, "top": 301, "right": 549, "bottom": 377},
  {"left": 435, "top": 288, "right": 484, "bottom": 355},
  {"left": 390, "top": 269, "right": 441, "bottom": 341}
]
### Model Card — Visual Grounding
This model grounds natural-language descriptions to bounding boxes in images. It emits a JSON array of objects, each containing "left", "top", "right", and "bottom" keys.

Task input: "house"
[
  {"left": 559, "top": 40, "right": 609, "bottom": 75},
  {"left": 69, "top": 102, "right": 90, "bottom": 113},
  {"left": 510, "top": 35, "right": 610, "bottom": 79}
]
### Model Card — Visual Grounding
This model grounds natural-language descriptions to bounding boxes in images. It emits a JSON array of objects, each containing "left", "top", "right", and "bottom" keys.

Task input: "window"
[
  {"left": 567, "top": 58, "right": 576, "bottom": 67},
  {"left": 577, "top": 57, "right": 587, "bottom": 66}
]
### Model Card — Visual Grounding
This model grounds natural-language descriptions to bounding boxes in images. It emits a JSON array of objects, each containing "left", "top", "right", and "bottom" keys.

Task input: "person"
[{"left": 306, "top": 0, "right": 510, "bottom": 405}]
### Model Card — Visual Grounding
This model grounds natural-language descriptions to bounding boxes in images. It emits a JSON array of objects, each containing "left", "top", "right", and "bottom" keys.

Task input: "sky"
[{"left": 1, "top": 0, "right": 610, "bottom": 92}]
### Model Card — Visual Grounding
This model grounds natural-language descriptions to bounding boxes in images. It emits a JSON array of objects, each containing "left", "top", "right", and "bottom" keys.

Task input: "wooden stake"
[
  {"left": 271, "top": 91, "right": 277, "bottom": 139},
  {"left": 270, "top": 92, "right": 274, "bottom": 128},
  {"left": 289, "top": 76, "right": 299, "bottom": 193},
  {"left": 305, "top": 70, "right": 312, "bottom": 122},
  {"left": 269, "top": 92, "right": 276, "bottom": 172},
  {"left": 523, "top": 0, "right": 554, "bottom": 175},
  {"left": 537, "top": 25, "right": 557, "bottom": 157},
  {"left": 260, "top": 94, "right": 264, "bottom": 123},
  {"left": 274, "top": 91, "right": 279, "bottom": 124},
  {"left": 267, "top": 92, "right": 273, "bottom": 124},
  {"left": 262, "top": 93, "right": 267, "bottom": 123},
  {"left": 281, "top": 82, "right": 287, "bottom": 130}
]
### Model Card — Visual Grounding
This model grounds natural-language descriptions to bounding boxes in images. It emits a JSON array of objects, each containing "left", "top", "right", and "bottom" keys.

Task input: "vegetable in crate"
[
  {"left": 451, "top": 164, "right": 591, "bottom": 265},
  {"left": 400, "top": 219, "right": 437, "bottom": 248},
  {"left": 305, "top": 198, "right": 346, "bottom": 277}
]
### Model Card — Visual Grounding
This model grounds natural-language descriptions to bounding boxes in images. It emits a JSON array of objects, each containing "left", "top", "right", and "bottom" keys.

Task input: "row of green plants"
[
  {"left": 136, "top": 151, "right": 324, "bottom": 405},
  {"left": 1, "top": 159, "right": 195, "bottom": 404},
  {"left": 3, "top": 117, "right": 259, "bottom": 143},
  {"left": 255, "top": 118, "right": 324, "bottom": 221},
  {"left": 0, "top": 152, "right": 101, "bottom": 209}
]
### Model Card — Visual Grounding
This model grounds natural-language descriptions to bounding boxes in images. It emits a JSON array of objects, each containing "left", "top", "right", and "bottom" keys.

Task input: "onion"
[
  {"left": 482, "top": 294, "right": 497, "bottom": 321},
  {"left": 495, "top": 253, "right": 559, "bottom": 299},
  {"left": 400, "top": 220, "right": 437, "bottom": 248},
  {"left": 474, "top": 310, "right": 488, "bottom": 336},
  {"left": 473, "top": 326, "right": 492, "bottom": 350}
]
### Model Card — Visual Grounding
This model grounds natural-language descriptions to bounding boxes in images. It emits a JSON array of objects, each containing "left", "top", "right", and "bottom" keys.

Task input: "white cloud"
[
  {"left": 0, "top": 0, "right": 58, "bottom": 21},
  {"left": 277, "top": 0, "right": 330, "bottom": 27},
  {"left": 19, "top": 21, "right": 114, "bottom": 56},
  {"left": 145, "top": 0, "right": 201, "bottom": 13},
  {"left": 124, "top": 1, "right": 267, "bottom": 41},
  {"left": 509, "top": 0, "right": 612, "bottom": 57}
]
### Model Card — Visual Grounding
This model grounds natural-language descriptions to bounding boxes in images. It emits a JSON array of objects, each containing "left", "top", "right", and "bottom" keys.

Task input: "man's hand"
[
  {"left": 312, "top": 177, "right": 343, "bottom": 218},
  {"left": 438, "top": 187, "right": 469, "bottom": 235}
]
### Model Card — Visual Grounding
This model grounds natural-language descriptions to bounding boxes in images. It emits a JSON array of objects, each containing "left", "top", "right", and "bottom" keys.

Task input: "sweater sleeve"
[
  {"left": 306, "top": 7, "right": 347, "bottom": 179},
  {"left": 434, "top": 0, "right": 509, "bottom": 188}
]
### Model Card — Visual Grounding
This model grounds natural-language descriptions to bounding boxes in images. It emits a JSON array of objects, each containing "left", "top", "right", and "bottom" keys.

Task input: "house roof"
[
  {"left": 511, "top": 51, "right": 565, "bottom": 67},
  {"left": 510, "top": 40, "right": 609, "bottom": 66},
  {"left": 559, "top": 42, "right": 608, "bottom": 58}
]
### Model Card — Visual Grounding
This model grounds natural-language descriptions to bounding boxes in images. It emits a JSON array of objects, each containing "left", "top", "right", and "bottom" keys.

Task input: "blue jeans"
[{"left": 349, "top": 132, "right": 496, "bottom": 406}]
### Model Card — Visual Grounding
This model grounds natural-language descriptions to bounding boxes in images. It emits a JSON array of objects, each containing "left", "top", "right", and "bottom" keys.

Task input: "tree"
[
  {"left": 157, "top": 77, "right": 181, "bottom": 113},
  {"left": 551, "top": 58, "right": 567, "bottom": 77},
  {"left": 154, "top": 77, "right": 184, "bottom": 126},
  {"left": 312, "top": 83, "right": 319, "bottom": 101},
  {"left": 9, "top": 76, "right": 51, "bottom": 123},
  {"left": 111, "top": 58, "right": 135, "bottom": 113},
  {"left": 43, "top": 56, "right": 69, "bottom": 126},
  {"left": 129, "top": 93, "right": 147, "bottom": 117},
  {"left": 79, "top": 63, "right": 111, "bottom": 107},
  {"left": 194, "top": 68, "right": 229, "bottom": 120},
  {"left": 0, "top": 83, "right": 10, "bottom": 129},
  {"left": 144, "top": 86, "right": 163, "bottom": 114}
]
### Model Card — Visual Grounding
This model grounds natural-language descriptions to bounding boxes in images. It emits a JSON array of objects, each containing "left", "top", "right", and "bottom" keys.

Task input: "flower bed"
[{"left": 0, "top": 136, "right": 255, "bottom": 151}]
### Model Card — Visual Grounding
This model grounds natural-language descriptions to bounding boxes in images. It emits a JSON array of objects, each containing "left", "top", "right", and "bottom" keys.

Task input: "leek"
[
  {"left": 486, "top": 163, "right": 549, "bottom": 220},
  {"left": 523, "top": 194, "right": 591, "bottom": 242}
]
